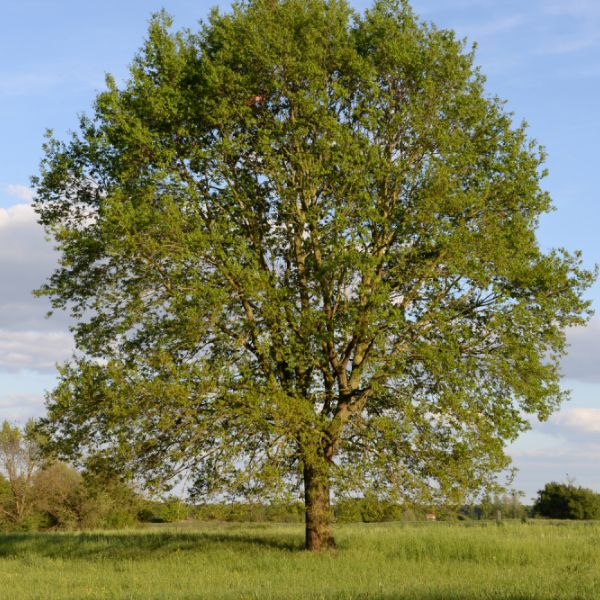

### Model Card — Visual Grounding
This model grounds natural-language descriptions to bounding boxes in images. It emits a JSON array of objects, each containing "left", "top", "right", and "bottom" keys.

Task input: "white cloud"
[
  {"left": 509, "top": 409, "right": 600, "bottom": 498},
  {"left": 0, "top": 330, "right": 72, "bottom": 373},
  {"left": 0, "top": 392, "right": 45, "bottom": 425},
  {"left": 511, "top": 444, "right": 600, "bottom": 461},
  {"left": 0, "top": 203, "right": 63, "bottom": 314},
  {"left": 5, "top": 184, "right": 34, "bottom": 202},
  {"left": 0, "top": 202, "right": 72, "bottom": 374},
  {"left": 0, "top": 202, "right": 35, "bottom": 227},
  {"left": 552, "top": 408, "right": 600, "bottom": 433}
]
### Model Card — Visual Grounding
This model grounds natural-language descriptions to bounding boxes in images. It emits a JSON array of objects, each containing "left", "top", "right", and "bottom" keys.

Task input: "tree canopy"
[{"left": 33, "top": 0, "right": 594, "bottom": 550}]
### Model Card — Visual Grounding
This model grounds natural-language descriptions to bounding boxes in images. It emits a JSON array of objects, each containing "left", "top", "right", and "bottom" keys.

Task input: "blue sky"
[{"left": 1, "top": 0, "right": 599, "bottom": 501}]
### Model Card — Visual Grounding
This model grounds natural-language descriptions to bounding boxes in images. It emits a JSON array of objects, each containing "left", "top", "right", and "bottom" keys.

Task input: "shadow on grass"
[{"left": 0, "top": 527, "right": 304, "bottom": 560}]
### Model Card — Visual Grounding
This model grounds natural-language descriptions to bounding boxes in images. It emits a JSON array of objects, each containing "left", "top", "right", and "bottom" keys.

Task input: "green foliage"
[
  {"left": 533, "top": 482, "right": 600, "bottom": 520},
  {"left": 334, "top": 496, "right": 411, "bottom": 522},
  {"left": 192, "top": 501, "right": 304, "bottom": 523},
  {"left": 33, "top": 0, "right": 594, "bottom": 535},
  {"left": 0, "top": 421, "right": 142, "bottom": 532},
  {"left": 0, "top": 474, "right": 14, "bottom": 530},
  {"left": 32, "top": 462, "right": 143, "bottom": 530},
  {"left": 78, "top": 472, "right": 141, "bottom": 529},
  {"left": 139, "top": 496, "right": 191, "bottom": 523},
  {"left": 0, "top": 420, "right": 43, "bottom": 528},
  {"left": 32, "top": 462, "right": 84, "bottom": 529}
]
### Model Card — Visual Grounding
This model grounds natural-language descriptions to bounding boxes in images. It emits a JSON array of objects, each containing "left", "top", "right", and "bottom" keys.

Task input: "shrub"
[
  {"left": 33, "top": 462, "right": 84, "bottom": 529},
  {"left": 533, "top": 482, "right": 600, "bottom": 520},
  {"left": 79, "top": 473, "right": 141, "bottom": 529},
  {"left": 139, "top": 497, "right": 190, "bottom": 523}
]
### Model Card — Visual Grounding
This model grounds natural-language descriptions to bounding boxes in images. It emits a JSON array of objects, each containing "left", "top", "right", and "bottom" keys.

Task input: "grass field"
[{"left": 0, "top": 520, "right": 599, "bottom": 599}]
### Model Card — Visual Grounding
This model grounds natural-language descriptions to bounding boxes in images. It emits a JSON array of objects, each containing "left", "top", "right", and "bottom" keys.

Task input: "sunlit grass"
[{"left": 1, "top": 520, "right": 599, "bottom": 599}]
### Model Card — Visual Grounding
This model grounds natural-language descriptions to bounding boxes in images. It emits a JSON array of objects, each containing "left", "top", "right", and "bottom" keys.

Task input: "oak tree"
[{"left": 34, "top": 0, "right": 593, "bottom": 550}]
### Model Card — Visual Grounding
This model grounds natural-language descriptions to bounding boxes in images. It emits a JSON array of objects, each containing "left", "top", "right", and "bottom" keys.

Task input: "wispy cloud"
[
  {"left": 5, "top": 184, "right": 34, "bottom": 202},
  {"left": 0, "top": 63, "right": 107, "bottom": 98},
  {"left": 544, "top": 0, "right": 600, "bottom": 18},
  {"left": 540, "top": 0, "right": 600, "bottom": 54},
  {"left": 0, "top": 330, "right": 73, "bottom": 373},
  {"left": 413, "top": 0, "right": 496, "bottom": 16},
  {"left": 553, "top": 408, "right": 600, "bottom": 433},
  {"left": 542, "top": 33, "right": 600, "bottom": 55},
  {"left": 0, "top": 392, "right": 45, "bottom": 425},
  {"left": 445, "top": 13, "right": 527, "bottom": 41},
  {"left": 473, "top": 14, "right": 527, "bottom": 37},
  {"left": 572, "top": 64, "right": 600, "bottom": 79},
  {"left": 0, "top": 72, "right": 68, "bottom": 97}
]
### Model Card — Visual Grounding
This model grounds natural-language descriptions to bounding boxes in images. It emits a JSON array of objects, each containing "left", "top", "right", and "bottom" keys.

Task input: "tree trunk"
[{"left": 304, "top": 460, "right": 335, "bottom": 551}]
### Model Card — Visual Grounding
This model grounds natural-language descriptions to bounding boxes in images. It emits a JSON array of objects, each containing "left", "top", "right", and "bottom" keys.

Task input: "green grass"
[{"left": 1, "top": 520, "right": 599, "bottom": 599}]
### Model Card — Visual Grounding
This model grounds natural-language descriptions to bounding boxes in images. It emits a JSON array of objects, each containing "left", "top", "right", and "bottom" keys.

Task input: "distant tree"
[
  {"left": 79, "top": 470, "right": 141, "bottom": 529},
  {"left": 502, "top": 490, "right": 528, "bottom": 520},
  {"left": 0, "top": 421, "right": 42, "bottom": 527},
  {"left": 534, "top": 482, "right": 600, "bottom": 520},
  {"left": 34, "top": 0, "right": 594, "bottom": 550},
  {"left": 32, "top": 462, "right": 84, "bottom": 529}
]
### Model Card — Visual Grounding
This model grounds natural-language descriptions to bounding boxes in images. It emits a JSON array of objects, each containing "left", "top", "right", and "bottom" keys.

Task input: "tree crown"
[{"left": 34, "top": 0, "right": 594, "bottom": 507}]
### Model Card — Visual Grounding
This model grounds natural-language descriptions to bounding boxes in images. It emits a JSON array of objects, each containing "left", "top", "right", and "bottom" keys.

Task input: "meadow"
[{"left": 0, "top": 520, "right": 599, "bottom": 599}]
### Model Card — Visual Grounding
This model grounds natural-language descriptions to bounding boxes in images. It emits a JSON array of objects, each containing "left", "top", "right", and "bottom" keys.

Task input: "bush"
[
  {"left": 139, "top": 497, "right": 191, "bottom": 523},
  {"left": 78, "top": 472, "right": 141, "bottom": 529},
  {"left": 191, "top": 502, "right": 303, "bottom": 523},
  {"left": 533, "top": 482, "right": 600, "bottom": 520},
  {"left": 33, "top": 462, "right": 84, "bottom": 529},
  {"left": 334, "top": 498, "right": 415, "bottom": 523}
]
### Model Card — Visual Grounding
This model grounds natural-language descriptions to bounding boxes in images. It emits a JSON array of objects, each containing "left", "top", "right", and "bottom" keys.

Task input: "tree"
[
  {"left": 76, "top": 470, "right": 141, "bottom": 529},
  {"left": 32, "top": 462, "right": 84, "bottom": 529},
  {"left": 0, "top": 421, "right": 42, "bottom": 527},
  {"left": 33, "top": 0, "right": 594, "bottom": 551},
  {"left": 533, "top": 482, "right": 600, "bottom": 520}
]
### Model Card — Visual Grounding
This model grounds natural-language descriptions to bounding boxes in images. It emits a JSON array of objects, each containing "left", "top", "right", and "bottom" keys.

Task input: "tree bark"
[{"left": 304, "top": 459, "right": 335, "bottom": 551}]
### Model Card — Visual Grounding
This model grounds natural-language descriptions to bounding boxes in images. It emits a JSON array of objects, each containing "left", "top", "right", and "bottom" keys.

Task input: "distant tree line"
[
  {"left": 2, "top": 420, "right": 599, "bottom": 531},
  {"left": 0, "top": 420, "right": 513, "bottom": 530}
]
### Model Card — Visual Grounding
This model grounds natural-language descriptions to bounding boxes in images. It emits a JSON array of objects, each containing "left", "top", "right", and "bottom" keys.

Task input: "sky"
[{"left": 1, "top": 0, "right": 599, "bottom": 502}]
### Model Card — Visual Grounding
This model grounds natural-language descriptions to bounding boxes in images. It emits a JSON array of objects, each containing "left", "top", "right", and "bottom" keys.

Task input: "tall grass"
[{"left": 0, "top": 520, "right": 599, "bottom": 599}]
